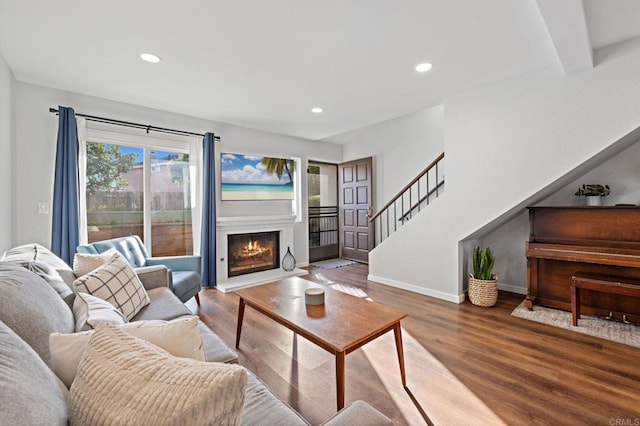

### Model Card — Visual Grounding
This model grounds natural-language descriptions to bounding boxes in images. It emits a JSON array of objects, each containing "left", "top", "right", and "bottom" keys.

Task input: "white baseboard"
[
  {"left": 497, "top": 282, "right": 527, "bottom": 295},
  {"left": 368, "top": 274, "right": 465, "bottom": 304}
]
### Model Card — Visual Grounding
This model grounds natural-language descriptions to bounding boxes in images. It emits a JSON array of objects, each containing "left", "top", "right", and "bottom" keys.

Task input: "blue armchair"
[{"left": 76, "top": 235, "right": 202, "bottom": 305}]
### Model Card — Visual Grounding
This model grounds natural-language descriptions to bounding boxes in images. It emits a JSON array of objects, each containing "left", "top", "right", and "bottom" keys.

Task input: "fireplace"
[
  {"left": 216, "top": 215, "right": 304, "bottom": 293},
  {"left": 228, "top": 231, "right": 280, "bottom": 277}
]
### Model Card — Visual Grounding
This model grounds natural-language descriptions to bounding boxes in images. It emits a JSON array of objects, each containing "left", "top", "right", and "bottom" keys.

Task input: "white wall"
[
  {"left": 479, "top": 212, "right": 530, "bottom": 294},
  {"left": 481, "top": 137, "right": 640, "bottom": 294},
  {"left": 13, "top": 82, "right": 342, "bottom": 265},
  {"left": 325, "top": 105, "right": 444, "bottom": 213},
  {"left": 360, "top": 44, "right": 640, "bottom": 302},
  {"left": 540, "top": 140, "right": 640, "bottom": 207},
  {"left": 0, "top": 52, "right": 14, "bottom": 252}
]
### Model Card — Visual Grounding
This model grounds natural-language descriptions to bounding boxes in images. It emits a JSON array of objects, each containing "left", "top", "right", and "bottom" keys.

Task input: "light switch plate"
[{"left": 38, "top": 202, "right": 49, "bottom": 214}]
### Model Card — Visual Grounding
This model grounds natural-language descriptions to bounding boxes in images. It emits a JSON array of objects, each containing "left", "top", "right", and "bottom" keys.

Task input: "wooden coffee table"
[{"left": 235, "top": 277, "right": 408, "bottom": 410}]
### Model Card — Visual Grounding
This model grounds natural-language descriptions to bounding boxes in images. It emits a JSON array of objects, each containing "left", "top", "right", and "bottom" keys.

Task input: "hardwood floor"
[{"left": 196, "top": 263, "right": 640, "bottom": 425}]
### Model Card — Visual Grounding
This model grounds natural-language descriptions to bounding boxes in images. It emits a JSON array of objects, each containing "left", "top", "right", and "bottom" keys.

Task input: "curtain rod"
[{"left": 49, "top": 108, "right": 220, "bottom": 141}]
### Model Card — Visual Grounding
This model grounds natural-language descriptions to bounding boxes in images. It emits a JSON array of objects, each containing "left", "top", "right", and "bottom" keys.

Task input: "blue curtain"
[
  {"left": 201, "top": 132, "right": 216, "bottom": 286},
  {"left": 51, "top": 106, "right": 80, "bottom": 265}
]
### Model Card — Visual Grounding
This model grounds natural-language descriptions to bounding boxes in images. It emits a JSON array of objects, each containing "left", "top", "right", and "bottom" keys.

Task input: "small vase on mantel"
[{"left": 282, "top": 247, "right": 296, "bottom": 272}]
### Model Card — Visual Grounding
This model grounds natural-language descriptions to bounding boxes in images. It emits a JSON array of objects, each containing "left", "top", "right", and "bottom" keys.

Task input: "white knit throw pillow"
[
  {"left": 73, "top": 248, "right": 119, "bottom": 277},
  {"left": 50, "top": 316, "right": 205, "bottom": 388},
  {"left": 69, "top": 323, "right": 247, "bottom": 426},
  {"left": 73, "top": 253, "right": 150, "bottom": 320}
]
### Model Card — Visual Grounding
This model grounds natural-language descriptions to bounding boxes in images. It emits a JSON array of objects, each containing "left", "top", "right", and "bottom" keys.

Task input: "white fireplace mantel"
[
  {"left": 215, "top": 215, "right": 305, "bottom": 293},
  {"left": 217, "top": 215, "right": 296, "bottom": 231}
]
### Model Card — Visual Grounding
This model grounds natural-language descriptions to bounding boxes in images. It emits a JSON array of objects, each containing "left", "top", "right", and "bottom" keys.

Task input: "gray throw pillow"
[
  {"left": 2, "top": 242, "right": 73, "bottom": 271},
  {"left": 0, "top": 264, "right": 75, "bottom": 366},
  {"left": 0, "top": 320, "right": 69, "bottom": 425},
  {"left": 1, "top": 243, "right": 75, "bottom": 307},
  {"left": 21, "top": 261, "right": 75, "bottom": 307}
]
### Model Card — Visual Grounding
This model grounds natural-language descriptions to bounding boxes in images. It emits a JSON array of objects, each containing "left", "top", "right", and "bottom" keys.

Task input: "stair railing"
[{"left": 369, "top": 152, "right": 444, "bottom": 245}]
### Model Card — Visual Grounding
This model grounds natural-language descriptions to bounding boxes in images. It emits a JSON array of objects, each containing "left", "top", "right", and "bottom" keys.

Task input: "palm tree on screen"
[{"left": 260, "top": 158, "right": 294, "bottom": 185}]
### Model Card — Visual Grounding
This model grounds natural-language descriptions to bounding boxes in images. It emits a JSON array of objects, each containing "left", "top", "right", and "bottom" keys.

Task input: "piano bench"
[{"left": 570, "top": 272, "right": 640, "bottom": 326}]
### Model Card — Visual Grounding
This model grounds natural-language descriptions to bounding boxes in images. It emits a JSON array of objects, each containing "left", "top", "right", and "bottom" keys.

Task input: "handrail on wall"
[
  {"left": 369, "top": 152, "right": 444, "bottom": 221},
  {"left": 369, "top": 152, "right": 445, "bottom": 245}
]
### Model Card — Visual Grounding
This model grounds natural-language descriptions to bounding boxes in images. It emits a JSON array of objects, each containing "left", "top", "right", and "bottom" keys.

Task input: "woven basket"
[{"left": 468, "top": 273, "right": 498, "bottom": 307}]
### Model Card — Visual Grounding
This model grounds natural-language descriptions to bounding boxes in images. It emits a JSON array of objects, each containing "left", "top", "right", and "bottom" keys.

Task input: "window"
[
  {"left": 307, "top": 162, "right": 338, "bottom": 262},
  {"left": 82, "top": 127, "right": 196, "bottom": 256},
  {"left": 150, "top": 149, "right": 192, "bottom": 256}
]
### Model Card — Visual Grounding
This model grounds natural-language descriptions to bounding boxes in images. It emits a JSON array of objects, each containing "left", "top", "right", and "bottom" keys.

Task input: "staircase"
[{"left": 370, "top": 153, "right": 444, "bottom": 246}]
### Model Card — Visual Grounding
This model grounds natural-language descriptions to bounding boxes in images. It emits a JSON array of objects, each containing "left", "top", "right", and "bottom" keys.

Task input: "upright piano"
[{"left": 526, "top": 206, "right": 640, "bottom": 323}]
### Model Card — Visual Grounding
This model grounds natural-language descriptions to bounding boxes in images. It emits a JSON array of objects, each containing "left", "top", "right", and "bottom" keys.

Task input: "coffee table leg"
[
  {"left": 236, "top": 298, "right": 245, "bottom": 349},
  {"left": 394, "top": 322, "right": 407, "bottom": 386},
  {"left": 336, "top": 351, "right": 345, "bottom": 410}
]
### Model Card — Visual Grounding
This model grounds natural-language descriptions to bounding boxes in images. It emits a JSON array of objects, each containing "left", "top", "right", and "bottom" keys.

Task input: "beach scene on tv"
[{"left": 221, "top": 153, "right": 295, "bottom": 200}]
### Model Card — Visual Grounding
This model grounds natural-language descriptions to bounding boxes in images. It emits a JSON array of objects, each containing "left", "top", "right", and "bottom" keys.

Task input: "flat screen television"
[{"left": 220, "top": 153, "right": 295, "bottom": 201}]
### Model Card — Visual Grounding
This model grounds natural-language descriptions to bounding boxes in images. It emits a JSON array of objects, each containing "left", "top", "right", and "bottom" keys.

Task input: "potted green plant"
[
  {"left": 468, "top": 246, "right": 497, "bottom": 307},
  {"left": 574, "top": 184, "right": 610, "bottom": 206}
]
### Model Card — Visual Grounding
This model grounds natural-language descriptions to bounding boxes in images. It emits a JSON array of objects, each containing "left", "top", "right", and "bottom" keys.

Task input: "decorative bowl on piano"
[{"left": 469, "top": 246, "right": 498, "bottom": 307}]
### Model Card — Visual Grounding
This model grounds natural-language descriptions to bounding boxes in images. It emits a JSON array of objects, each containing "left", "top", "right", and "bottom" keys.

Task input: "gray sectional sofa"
[{"left": 0, "top": 243, "right": 392, "bottom": 425}]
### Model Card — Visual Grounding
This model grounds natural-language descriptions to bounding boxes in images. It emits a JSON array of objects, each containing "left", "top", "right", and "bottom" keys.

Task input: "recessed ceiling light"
[
  {"left": 140, "top": 53, "right": 162, "bottom": 63},
  {"left": 415, "top": 62, "right": 433, "bottom": 73},
  {"left": 311, "top": 107, "right": 324, "bottom": 114}
]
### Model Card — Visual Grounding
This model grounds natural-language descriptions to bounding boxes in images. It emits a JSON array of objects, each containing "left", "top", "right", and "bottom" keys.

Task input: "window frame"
[{"left": 82, "top": 125, "right": 193, "bottom": 255}]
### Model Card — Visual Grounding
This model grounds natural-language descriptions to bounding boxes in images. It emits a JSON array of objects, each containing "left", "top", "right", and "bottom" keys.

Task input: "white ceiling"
[
  {"left": 0, "top": 1, "right": 637, "bottom": 141},
  {"left": 583, "top": 0, "right": 640, "bottom": 50}
]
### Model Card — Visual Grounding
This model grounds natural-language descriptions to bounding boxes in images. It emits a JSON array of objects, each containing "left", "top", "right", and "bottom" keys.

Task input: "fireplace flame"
[{"left": 242, "top": 240, "right": 265, "bottom": 256}]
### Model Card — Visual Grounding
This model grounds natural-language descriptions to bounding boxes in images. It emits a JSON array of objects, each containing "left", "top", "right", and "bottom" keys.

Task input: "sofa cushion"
[
  {"left": 0, "top": 320, "right": 69, "bottom": 425},
  {"left": 1, "top": 243, "right": 75, "bottom": 306},
  {"left": 50, "top": 316, "right": 205, "bottom": 388},
  {"left": 242, "top": 371, "right": 309, "bottom": 425},
  {"left": 73, "top": 247, "right": 118, "bottom": 277},
  {"left": 0, "top": 264, "right": 74, "bottom": 366},
  {"left": 134, "top": 265, "right": 171, "bottom": 291},
  {"left": 69, "top": 323, "right": 247, "bottom": 426},
  {"left": 131, "top": 289, "right": 238, "bottom": 364},
  {"left": 132, "top": 287, "right": 192, "bottom": 321},
  {"left": 171, "top": 270, "right": 202, "bottom": 300},
  {"left": 73, "top": 291, "right": 127, "bottom": 332},
  {"left": 195, "top": 318, "right": 239, "bottom": 364},
  {"left": 73, "top": 253, "right": 150, "bottom": 320}
]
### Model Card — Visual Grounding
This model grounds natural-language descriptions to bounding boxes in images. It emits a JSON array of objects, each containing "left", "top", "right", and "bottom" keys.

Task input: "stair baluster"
[{"left": 369, "top": 153, "right": 444, "bottom": 246}]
